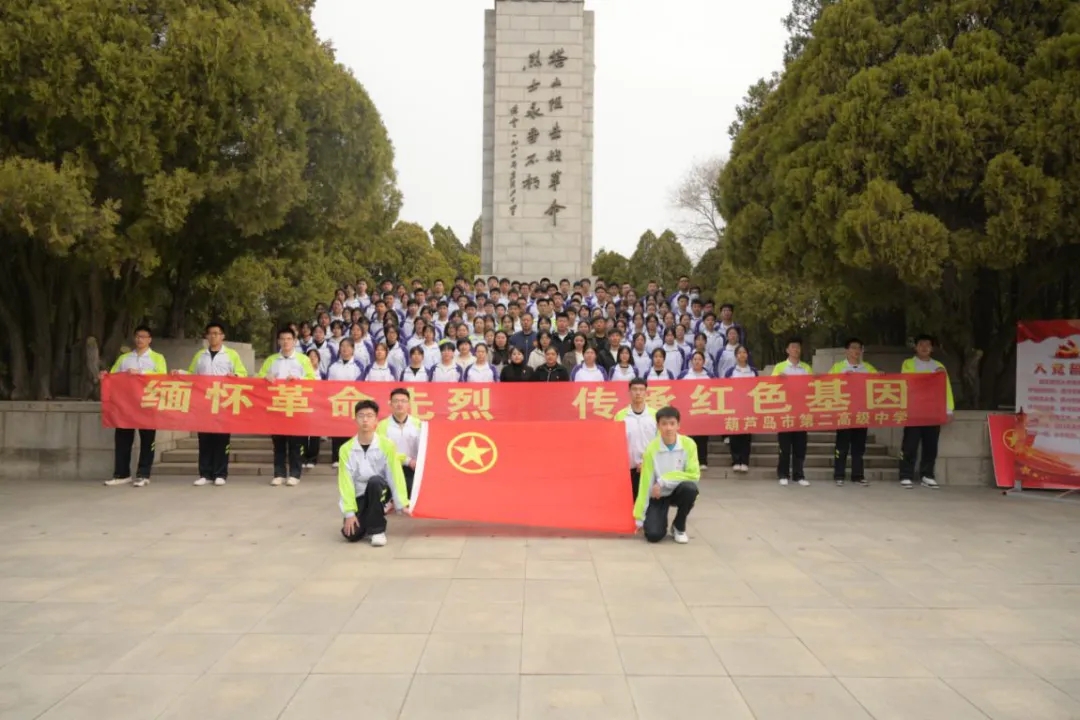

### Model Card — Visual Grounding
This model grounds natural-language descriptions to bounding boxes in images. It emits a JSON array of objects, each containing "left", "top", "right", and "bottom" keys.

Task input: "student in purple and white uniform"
[
  {"left": 571, "top": 346, "right": 606, "bottom": 382},
  {"left": 364, "top": 343, "right": 398, "bottom": 382},
  {"left": 399, "top": 346, "right": 430, "bottom": 382},
  {"left": 724, "top": 345, "right": 759, "bottom": 472},
  {"left": 429, "top": 340, "right": 464, "bottom": 382},
  {"left": 680, "top": 350, "right": 713, "bottom": 469},
  {"left": 464, "top": 343, "right": 499, "bottom": 382},
  {"left": 645, "top": 348, "right": 676, "bottom": 381},
  {"left": 609, "top": 346, "right": 638, "bottom": 381}
]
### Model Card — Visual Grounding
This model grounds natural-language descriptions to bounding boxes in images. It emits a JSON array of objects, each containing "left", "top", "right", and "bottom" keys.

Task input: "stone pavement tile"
[
  {"left": 397, "top": 536, "right": 466, "bottom": 559},
  {"left": 825, "top": 580, "right": 925, "bottom": 608},
  {"left": 774, "top": 607, "right": 884, "bottom": 640},
  {"left": 710, "top": 638, "right": 830, "bottom": 677},
  {"left": 628, "top": 676, "right": 754, "bottom": 720},
  {"left": 993, "top": 641, "right": 1080, "bottom": 679},
  {"left": 519, "top": 674, "right": 636, "bottom": 720},
  {"left": 521, "top": 634, "right": 622, "bottom": 675},
  {"left": 400, "top": 674, "right": 519, "bottom": 720},
  {"left": 160, "top": 601, "right": 273, "bottom": 634},
  {"left": 0, "top": 603, "right": 104, "bottom": 634},
  {"left": 282, "top": 578, "right": 372, "bottom": 603},
  {"left": 0, "top": 671, "right": 88, "bottom": 720},
  {"left": 855, "top": 608, "right": 973, "bottom": 640},
  {"left": 800, "top": 637, "right": 933, "bottom": 677},
  {"left": 896, "top": 582, "right": 1001, "bottom": 608},
  {"left": 692, "top": 607, "right": 793, "bottom": 638},
  {"left": 796, "top": 562, "right": 883, "bottom": 583},
  {"left": 730, "top": 677, "right": 872, "bottom": 716},
  {"left": 945, "top": 607, "right": 1067, "bottom": 642},
  {"left": 67, "top": 603, "right": 189, "bottom": 635},
  {"left": 105, "top": 633, "right": 239, "bottom": 674},
  {"left": 672, "top": 578, "right": 763, "bottom": 606},
  {"left": 525, "top": 560, "right": 597, "bottom": 581},
  {"left": 418, "top": 632, "right": 521, "bottom": 674},
  {"left": 445, "top": 578, "right": 525, "bottom": 604},
  {"left": 364, "top": 578, "right": 450, "bottom": 603},
  {"left": 524, "top": 579, "right": 603, "bottom": 605},
  {"left": 378, "top": 559, "right": 458, "bottom": 578},
  {"left": 39, "top": 575, "right": 156, "bottom": 604},
  {"left": 840, "top": 678, "right": 989, "bottom": 720},
  {"left": 525, "top": 539, "right": 593, "bottom": 561},
  {"left": 36, "top": 673, "right": 193, "bottom": 720},
  {"left": 0, "top": 634, "right": 50, "bottom": 669},
  {"left": 599, "top": 579, "right": 681, "bottom": 604},
  {"left": 616, "top": 636, "right": 726, "bottom": 676},
  {"left": 524, "top": 602, "right": 612, "bottom": 636},
  {"left": 607, "top": 602, "right": 700, "bottom": 637},
  {"left": 895, "top": 640, "right": 1037, "bottom": 678},
  {"left": 5, "top": 633, "right": 145, "bottom": 675},
  {"left": 0, "top": 605, "right": 26, "bottom": 622},
  {"left": 453, "top": 557, "right": 527, "bottom": 579},
  {"left": 202, "top": 578, "right": 294, "bottom": 604},
  {"left": 121, "top": 578, "right": 224, "bottom": 605},
  {"left": 946, "top": 678, "right": 1080, "bottom": 720},
  {"left": 0, "top": 578, "right": 75, "bottom": 603},
  {"left": 156, "top": 673, "right": 306, "bottom": 720},
  {"left": 210, "top": 633, "right": 332, "bottom": 674},
  {"left": 342, "top": 600, "right": 441, "bottom": 634},
  {"left": 250, "top": 601, "right": 358, "bottom": 634},
  {"left": 433, "top": 601, "right": 523, "bottom": 634},
  {"left": 1051, "top": 679, "right": 1080, "bottom": 702},
  {"left": 278, "top": 674, "right": 412, "bottom": 720},
  {"left": 313, "top": 633, "right": 427, "bottom": 673},
  {"left": 592, "top": 559, "right": 664, "bottom": 584},
  {"left": 749, "top": 579, "right": 846, "bottom": 607}
]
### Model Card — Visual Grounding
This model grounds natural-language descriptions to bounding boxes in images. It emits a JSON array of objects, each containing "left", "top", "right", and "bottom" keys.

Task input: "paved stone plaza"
[{"left": 1, "top": 475, "right": 1079, "bottom": 720}]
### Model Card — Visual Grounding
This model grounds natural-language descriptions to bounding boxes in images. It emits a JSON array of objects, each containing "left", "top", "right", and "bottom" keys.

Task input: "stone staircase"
[{"left": 157, "top": 431, "right": 898, "bottom": 482}]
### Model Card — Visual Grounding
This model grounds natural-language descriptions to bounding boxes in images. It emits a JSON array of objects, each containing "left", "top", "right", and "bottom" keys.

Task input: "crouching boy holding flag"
[
  {"left": 339, "top": 399, "right": 410, "bottom": 547},
  {"left": 633, "top": 406, "right": 700, "bottom": 544}
]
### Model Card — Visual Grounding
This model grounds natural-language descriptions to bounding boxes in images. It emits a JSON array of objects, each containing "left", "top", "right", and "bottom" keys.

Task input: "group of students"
[{"left": 103, "top": 273, "right": 954, "bottom": 502}]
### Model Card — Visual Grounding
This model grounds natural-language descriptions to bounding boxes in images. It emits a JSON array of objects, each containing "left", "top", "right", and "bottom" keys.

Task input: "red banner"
[
  {"left": 989, "top": 413, "right": 1080, "bottom": 490},
  {"left": 410, "top": 421, "right": 634, "bottom": 533},
  {"left": 101, "top": 372, "right": 947, "bottom": 436}
]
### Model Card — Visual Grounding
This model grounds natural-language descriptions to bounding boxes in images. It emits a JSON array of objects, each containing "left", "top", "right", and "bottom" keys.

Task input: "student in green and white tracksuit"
[
  {"left": 615, "top": 377, "right": 658, "bottom": 499},
  {"left": 105, "top": 325, "right": 167, "bottom": 488},
  {"left": 376, "top": 388, "right": 423, "bottom": 499},
  {"left": 898, "top": 334, "right": 955, "bottom": 489},
  {"left": 339, "top": 399, "right": 410, "bottom": 547},
  {"left": 633, "top": 406, "right": 700, "bottom": 544},
  {"left": 186, "top": 321, "right": 248, "bottom": 487},
  {"left": 829, "top": 338, "right": 879, "bottom": 487},
  {"left": 256, "top": 326, "right": 317, "bottom": 486},
  {"left": 772, "top": 337, "right": 813, "bottom": 486}
]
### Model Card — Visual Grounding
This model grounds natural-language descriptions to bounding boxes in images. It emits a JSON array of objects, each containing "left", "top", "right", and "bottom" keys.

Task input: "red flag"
[{"left": 411, "top": 421, "right": 634, "bottom": 534}]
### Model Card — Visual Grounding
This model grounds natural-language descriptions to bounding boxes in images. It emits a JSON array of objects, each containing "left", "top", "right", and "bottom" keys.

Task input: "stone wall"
[{"left": 0, "top": 402, "right": 188, "bottom": 481}]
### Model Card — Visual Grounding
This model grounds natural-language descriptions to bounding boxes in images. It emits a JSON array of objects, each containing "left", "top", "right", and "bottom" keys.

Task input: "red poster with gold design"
[
  {"left": 408, "top": 421, "right": 635, "bottom": 533},
  {"left": 101, "top": 373, "right": 947, "bottom": 437}
]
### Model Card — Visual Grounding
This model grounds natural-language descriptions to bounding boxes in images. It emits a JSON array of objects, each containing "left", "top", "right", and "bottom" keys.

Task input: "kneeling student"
[
  {"left": 339, "top": 399, "right": 410, "bottom": 547},
  {"left": 633, "top": 406, "right": 700, "bottom": 544}
]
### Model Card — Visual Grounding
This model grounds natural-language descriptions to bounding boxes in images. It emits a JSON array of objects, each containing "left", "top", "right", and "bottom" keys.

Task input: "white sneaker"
[
  {"left": 285, "top": 477, "right": 300, "bottom": 487},
  {"left": 779, "top": 478, "right": 789, "bottom": 486},
  {"left": 724, "top": 437, "right": 730, "bottom": 444},
  {"left": 303, "top": 462, "right": 315, "bottom": 469},
  {"left": 132, "top": 477, "right": 150, "bottom": 488},
  {"left": 797, "top": 479, "right": 811, "bottom": 487},
  {"left": 921, "top": 477, "right": 939, "bottom": 489},
  {"left": 193, "top": 477, "right": 209, "bottom": 486},
  {"left": 370, "top": 532, "right": 387, "bottom": 547},
  {"left": 214, "top": 478, "right": 226, "bottom": 486},
  {"left": 835, "top": 479, "right": 845, "bottom": 486},
  {"left": 740, "top": 464, "right": 750, "bottom": 473},
  {"left": 270, "top": 477, "right": 285, "bottom": 486},
  {"left": 900, "top": 478, "right": 913, "bottom": 489},
  {"left": 331, "top": 462, "right": 339, "bottom": 469},
  {"left": 104, "top": 477, "right": 132, "bottom": 486},
  {"left": 672, "top": 528, "right": 689, "bottom": 544},
  {"left": 700, "top": 464, "right": 708, "bottom": 471}
]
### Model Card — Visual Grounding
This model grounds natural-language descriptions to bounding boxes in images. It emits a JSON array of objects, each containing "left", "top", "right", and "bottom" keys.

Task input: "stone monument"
[{"left": 481, "top": 0, "right": 595, "bottom": 281}]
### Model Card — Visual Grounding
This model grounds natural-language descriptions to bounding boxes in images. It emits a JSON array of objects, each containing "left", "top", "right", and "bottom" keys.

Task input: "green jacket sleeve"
[
  {"left": 187, "top": 351, "right": 202, "bottom": 374},
  {"left": 901, "top": 358, "right": 954, "bottom": 412},
  {"left": 633, "top": 439, "right": 657, "bottom": 521},
  {"left": 338, "top": 440, "right": 358, "bottom": 517},
  {"left": 256, "top": 355, "right": 275, "bottom": 378},
  {"left": 152, "top": 351, "right": 167, "bottom": 374},
  {"left": 109, "top": 354, "right": 125, "bottom": 373},
  {"left": 770, "top": 363, "right": 785, "bottom": 376},
  {"left": 228, "top": 348, "right": 249, "bottom": 377},
  {"left": 299, "top": 354, "right": 317, "bottom": 380},
  {"left": 380, "top": 435, "right": 410, "bottom": 509},
  {"left": 658, "top": 435, "right": 702, "bottom": 484}
]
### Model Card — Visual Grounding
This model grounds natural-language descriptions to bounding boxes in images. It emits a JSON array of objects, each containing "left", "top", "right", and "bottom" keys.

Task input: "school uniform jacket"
[
  {"left": 187, "top": 346, "right": 248, "bottom": 377},
  {"left": 337, "top": 434, "right": 408, "bottom": 515},
  {"left": 111, "top": 349, "right": 168, "bottom": 374},
  {"left": 633, "top": 434, "right": 701, "bottom": 523}
]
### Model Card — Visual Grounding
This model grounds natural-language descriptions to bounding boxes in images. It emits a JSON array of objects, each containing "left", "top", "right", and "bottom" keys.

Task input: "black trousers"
[
  {"left": 342, "top": 477, "right": 389, "bottom": 542},
  {"left": 729, "top": 434, "right": 752, "bottom": 466},
  {"left": 644, "top": 482, "right": 699, "bottom": 543},
  {"left": 777, "top": 431, "right": 808, "bottom": 481},
  {"left": 303, "top": 436, "right": 321, "bottom": 464},
  {"left": 692, "top": 436, "right": 709, "bottom": 466},
  {"left": 197, "top": 433, "right": 231, "bottom": 480},
  {"left": 403, "top": 466, "right": 415, "bottom": 500},
  {"left": 834, "top": 428, "right": 868, "bottom": 481},
  {"left": 331, "top": 437, "right": 348, "bottom": 464},
  {"left": 272, "top": 435, "right": 303, "bottom": 479},
  {"left": 114, "top": 428, "right": 155, "bottom": 479},
  {"left": 630, "top": 468, "right": 641, "bottom": 499},
  {"left": 899, "top": 425, "right": 941, "bottom": 480}
]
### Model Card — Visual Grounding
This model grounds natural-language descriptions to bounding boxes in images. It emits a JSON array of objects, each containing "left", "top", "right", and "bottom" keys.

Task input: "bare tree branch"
[{"left": 669, "top": 156, "right": 726, "bottom": 259}]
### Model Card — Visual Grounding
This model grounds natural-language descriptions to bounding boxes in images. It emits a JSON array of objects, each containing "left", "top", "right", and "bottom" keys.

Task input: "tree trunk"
[{"left": 0, "top": 296, "right": 30, "bottom": 400}]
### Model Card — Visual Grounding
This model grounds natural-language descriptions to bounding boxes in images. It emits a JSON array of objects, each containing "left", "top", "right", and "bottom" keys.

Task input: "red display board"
[{"left": 409, "top": 421, "right": 634, "bottom": 534}]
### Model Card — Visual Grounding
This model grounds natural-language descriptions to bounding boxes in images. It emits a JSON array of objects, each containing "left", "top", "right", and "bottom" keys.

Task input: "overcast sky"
[{"left": 311, "top": 0, "right": 790, "bottom": 259}]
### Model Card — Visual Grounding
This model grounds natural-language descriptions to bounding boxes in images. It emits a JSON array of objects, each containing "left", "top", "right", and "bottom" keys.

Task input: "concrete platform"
[{"left": 1, "top": 475, "right": 1078, "bottom": 719}]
